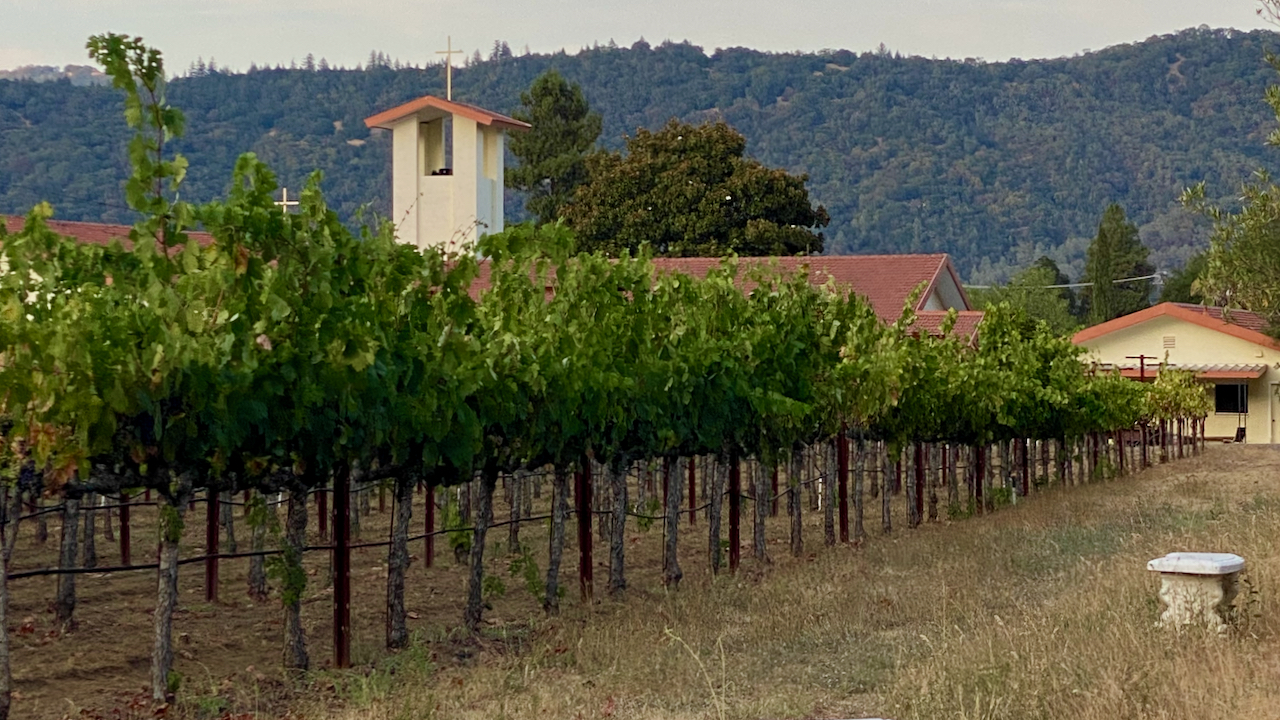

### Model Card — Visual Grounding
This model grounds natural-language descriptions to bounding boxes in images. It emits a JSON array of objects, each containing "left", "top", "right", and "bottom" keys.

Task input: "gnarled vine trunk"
[
  {"left": 853, "top": 440, "right": 866, "bottom": 542},
  {"left": 55, "top": 497, "right": 80, "bottom": 632},
  {"left": 662, "top": 458, "right": 684, "bottom": 587},
  {"left": 386, "top": 475, "right": 414, "bottom": 649},
  {"left": 545, "top": 466, "right": 569, "bottom": 611},
  {"left": 82, "top": 493, "right": 97, "bottom": 569},
  {"left": 1, "top": 484, "right": 23, "bottom": 719},
  {"left": 508, "top": 471, "right": 522, "bottom": 551},
  {"left": 608, "top": 462, "right": 628, "bottom": 594},
  {"left": 464, "top": 469, "right": 497, "bottom": 633},
  {"left": 789, "top": 452, "right": 804, "bottom": 557},
  {"left": 282, "top": 486, "right": 310, "bottom": 670},
  {"left": 221, "top": 491, "right": 237, "bottom": 553},
  {"left": 247, "top": 492, "right": 268, "bottom": 601},
  {"left": 881, "top": 446, "right": 892, "bottom": 534},
  {"left": 753, "top": 461, "right": 769, "bottom": 562},
  {"left": 823, "top": 441, "right": 836, "bottom": 546},
  {"left": 151, "top": 479, "right": 191, "bottom": 702},
  {"left": 707, "top": 457, "right": 724, "bottom": 573}
]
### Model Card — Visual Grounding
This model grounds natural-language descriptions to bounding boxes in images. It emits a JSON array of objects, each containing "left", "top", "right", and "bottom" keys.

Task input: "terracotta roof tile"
[
  {"left": 3, "top": 215, "right": 214, "bottom": 249},
  {"left": 909, "top": 311, "right": 985, "bottom": 341},
  {"left": 1167, "top": 303, "right": 1267, "bottom": 332},
  {"left": 1073, "top": 302, "right": 1280, "bottom": 351},
  {"left": 364, "top": 95, "right": 531, "bottom": 132},
  {"left": 468, "top": 253, "right": 979, "bottom": 333},
  {"left": 648, "top": 254, "right": 963, "bottom": 321}
]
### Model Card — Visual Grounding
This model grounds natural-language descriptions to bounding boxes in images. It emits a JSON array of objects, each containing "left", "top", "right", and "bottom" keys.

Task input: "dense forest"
[{"left": 2, "top": 26, "right": 1279, "bottom": 280}]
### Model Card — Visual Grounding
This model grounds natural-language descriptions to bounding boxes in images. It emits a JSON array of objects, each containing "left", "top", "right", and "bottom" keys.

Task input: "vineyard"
[{"left": 0, "top": 36, "right": 1215, "bottom": 717}]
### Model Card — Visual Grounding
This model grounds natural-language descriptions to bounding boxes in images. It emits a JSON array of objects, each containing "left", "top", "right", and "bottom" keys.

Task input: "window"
[{"left": 1215, "top": 383, "right": 1248, "bottom": 414}]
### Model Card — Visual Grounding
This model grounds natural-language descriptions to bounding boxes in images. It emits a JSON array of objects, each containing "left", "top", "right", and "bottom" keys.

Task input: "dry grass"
[
  {"left": 313, "top": 446, "right": 1280, "bottom": 720},
  {"left": 13, "top": 446, "right": 1280, "bottom": 719}
]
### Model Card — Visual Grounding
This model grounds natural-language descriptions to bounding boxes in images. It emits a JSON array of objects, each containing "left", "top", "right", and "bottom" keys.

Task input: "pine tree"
[
  {"left": 1081, "top": 204, "right": 1154, "bottom": 324},
  {"left": 507, "top": 70, "right": 602, "bottom": 225},
  {"left": 304, "top": 53, "right": 316, "bottom": 71}
]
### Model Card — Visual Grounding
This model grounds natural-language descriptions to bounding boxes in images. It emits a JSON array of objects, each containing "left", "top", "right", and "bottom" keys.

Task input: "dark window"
[{"left": 1215, "top": 383, "right": 1248, "bottom": 414}]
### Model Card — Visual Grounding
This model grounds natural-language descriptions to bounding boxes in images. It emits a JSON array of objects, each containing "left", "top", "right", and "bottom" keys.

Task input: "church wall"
[
  {"left": 451, "top": 116, "right": 479, "bottom": 250},
  {"left": 391, "top": 120, "right": 420, "bottom": 247}
]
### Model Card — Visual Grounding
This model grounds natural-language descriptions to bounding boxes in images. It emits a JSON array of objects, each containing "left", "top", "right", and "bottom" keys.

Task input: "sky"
[{"left": 2, "top": 0, "right": 1276, "bottom": 73}]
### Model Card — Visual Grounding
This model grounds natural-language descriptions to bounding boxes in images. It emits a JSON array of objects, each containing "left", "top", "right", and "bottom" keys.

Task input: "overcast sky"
[{"left": 2, "top": 0, "right": 1276, "bottom": 73}]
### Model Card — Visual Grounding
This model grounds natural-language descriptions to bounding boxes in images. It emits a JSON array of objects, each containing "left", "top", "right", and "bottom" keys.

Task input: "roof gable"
[
  {"left": 469, "top": 253, "right": 981, "bottom": 337},
  {"left": 1072, "top": 302, "right": 1280, "bottom": 352},
  {"left": 364, "top": 95, "right": 531, "bottom": 132},
  {"left": 647, "top": 254, "right": 971, "bottom": 321}
]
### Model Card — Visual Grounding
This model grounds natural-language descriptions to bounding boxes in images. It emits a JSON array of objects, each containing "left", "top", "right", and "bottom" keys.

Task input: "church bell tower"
[{"left": 364, "top": 95, "right": 529, "bottom": 253}]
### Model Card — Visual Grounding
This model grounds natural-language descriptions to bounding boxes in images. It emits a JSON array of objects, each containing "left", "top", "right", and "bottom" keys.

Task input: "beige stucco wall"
[
  {"left": 388, "top": 114, "right": 507, "bottom": 254},
  {"left": 1077, "top": 315, "right": 1280, "bottom": 443}
]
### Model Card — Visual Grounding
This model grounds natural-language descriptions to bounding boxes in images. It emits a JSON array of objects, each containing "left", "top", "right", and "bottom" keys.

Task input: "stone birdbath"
[{"left": 1147, "top": 552, "right": 1245, "bottom": 633}]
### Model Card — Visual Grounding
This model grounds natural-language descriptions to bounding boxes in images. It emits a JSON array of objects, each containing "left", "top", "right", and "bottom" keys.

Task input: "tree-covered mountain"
[{"left": 2, "top": 26, "right": 1278, "bottom": 279}]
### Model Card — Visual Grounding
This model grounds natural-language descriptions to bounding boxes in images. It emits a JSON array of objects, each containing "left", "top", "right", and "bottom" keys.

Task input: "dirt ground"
[
  {"left": 11, "top": 444, "right": 1275, "bottom": 720},
  {"left": 8, "top": 464, "right": 831, "bottom": 719}
]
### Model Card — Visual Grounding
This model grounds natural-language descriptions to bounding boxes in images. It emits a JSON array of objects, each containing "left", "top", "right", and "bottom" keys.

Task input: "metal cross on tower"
[
  {"left": 436, "top": 36, "right": 463, "bottom": 100},
  {"left": 275, "top": 187, "right": 300, "bottom": 214}
]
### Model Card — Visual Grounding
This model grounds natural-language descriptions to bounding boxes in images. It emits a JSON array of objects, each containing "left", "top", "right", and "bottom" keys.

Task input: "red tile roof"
[
  {"left": 648, "top": 254, "right": 968, "bottom": 321},
  {"left": 468, "top": 253, "right": 980, "bottom": 336},
  {"left": 2, "top": 215, "right": 214, "bottom": 248},
  {"left": 1166, "top": 303, "right": 1268, "bottom": 332},
  {"left": 1073, "top": 302, "right": 1280, "bottom": 351},
  {"left": 909, "top": 311, "right": 985, "bottom": 342},
  {"left": 364, "top": 95, "right": 531, "bottom": 132}
]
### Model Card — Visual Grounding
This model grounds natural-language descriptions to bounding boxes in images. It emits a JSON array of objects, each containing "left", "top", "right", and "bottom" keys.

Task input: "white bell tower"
[{"left": 364, "top": 95, "right": 529, "bottom": 253}]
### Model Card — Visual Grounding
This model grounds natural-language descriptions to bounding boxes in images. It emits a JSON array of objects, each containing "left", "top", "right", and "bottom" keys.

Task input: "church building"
[{"left": 364, "top": 95, "right": 529, "bottom": 253}]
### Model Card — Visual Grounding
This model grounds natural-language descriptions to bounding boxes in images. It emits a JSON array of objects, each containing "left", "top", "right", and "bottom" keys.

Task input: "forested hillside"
[{"left": 2, "top": 26, "right": 1279, "bottom": 279}]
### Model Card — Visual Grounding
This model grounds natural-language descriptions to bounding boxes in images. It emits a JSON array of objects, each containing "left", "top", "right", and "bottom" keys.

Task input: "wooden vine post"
[
  {"left": 333, "top": 467, "right": 352, "bottom": 668},
  {"left": 204, "top": 490, "right": 218, "bottom": 603}
]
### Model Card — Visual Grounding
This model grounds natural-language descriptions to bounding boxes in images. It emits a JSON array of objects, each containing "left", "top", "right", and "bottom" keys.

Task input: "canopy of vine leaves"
[{"left": 0, "top": 38, "right": 1211, "bottom": 503}]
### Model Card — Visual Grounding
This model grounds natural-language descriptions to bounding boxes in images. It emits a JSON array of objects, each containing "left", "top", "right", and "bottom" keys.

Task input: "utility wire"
[{"left": 963, "top": 272, "right": 1163, "bottom": 291}]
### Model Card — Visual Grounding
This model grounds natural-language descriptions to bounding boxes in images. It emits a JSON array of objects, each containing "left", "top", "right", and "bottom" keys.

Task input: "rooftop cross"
[
  {"left": 275, "top": 187, "right": 299, "bottom": 214},
  {"left": 436, "top": 36, "right": 464, "bottom": 101}
]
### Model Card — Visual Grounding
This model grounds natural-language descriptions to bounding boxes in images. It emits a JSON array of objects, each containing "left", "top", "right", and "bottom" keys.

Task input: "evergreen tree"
[
  {"left": 1030, "top": 255, "right": 1081, "bottom": 319},
  {"left": 1081, "top": 204, "right": 1154, "bottom": 324},
  {"left": 507, "top": 70, "right": 602, "bottom": 225},
  {"left": 564, "top": 119, "right": 828, "bottom": 256},
  {"left": 969, "top": 261, "right": 1079, "bottom": 335},
  {"left": 1158, "top": 251, "right": 1206, "bottom": 304}
]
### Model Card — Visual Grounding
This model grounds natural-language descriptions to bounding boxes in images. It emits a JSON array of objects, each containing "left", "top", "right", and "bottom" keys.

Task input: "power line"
[{"left": 963, "top": 272, "right": 1163, "bottom": 290}]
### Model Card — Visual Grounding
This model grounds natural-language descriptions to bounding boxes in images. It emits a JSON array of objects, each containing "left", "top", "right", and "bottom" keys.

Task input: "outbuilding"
[{"left": 1073, "top": 302, "right": 1280, "bottom": 443}]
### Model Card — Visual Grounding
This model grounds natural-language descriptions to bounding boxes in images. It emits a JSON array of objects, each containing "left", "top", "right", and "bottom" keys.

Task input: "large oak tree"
[{"left": 564, "top": 120, "right": 829, "bottom": 257}]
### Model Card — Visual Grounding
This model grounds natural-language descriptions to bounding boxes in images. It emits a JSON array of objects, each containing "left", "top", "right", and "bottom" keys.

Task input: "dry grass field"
[{"left": 11, "top": 444, "right": 1280, "bottom": 720}]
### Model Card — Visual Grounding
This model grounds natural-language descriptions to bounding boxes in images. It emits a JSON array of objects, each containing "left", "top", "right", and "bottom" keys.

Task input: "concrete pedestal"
[{"left": 1147, "top": 552, "right": 1245, "bottom": 633}]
